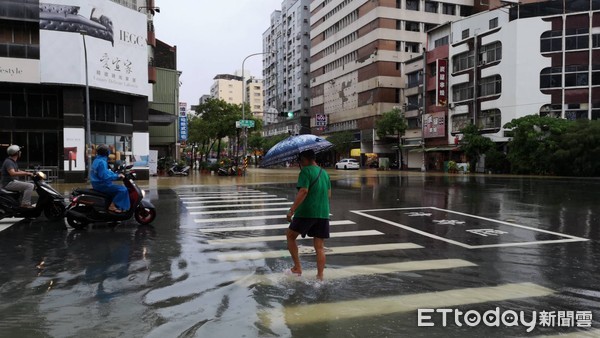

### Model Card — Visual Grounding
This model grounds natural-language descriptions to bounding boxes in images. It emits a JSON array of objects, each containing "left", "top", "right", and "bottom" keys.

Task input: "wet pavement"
[{"left": 1, "top": 170, "right": 599, "bottom": 337}]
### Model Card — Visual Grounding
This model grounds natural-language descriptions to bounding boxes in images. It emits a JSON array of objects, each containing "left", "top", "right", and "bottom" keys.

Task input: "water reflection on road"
[{"left": 0, "top": 173, "right": 599, "bottom": 337}]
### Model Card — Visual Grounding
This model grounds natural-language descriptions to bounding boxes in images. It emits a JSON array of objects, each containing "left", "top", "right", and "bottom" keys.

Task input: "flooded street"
[{"left": 0, "top": 171, "right": 599, "bottom": 337}]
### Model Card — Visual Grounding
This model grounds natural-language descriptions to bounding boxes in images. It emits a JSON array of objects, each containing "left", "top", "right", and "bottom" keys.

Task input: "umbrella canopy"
[{"left": 261, "top": 134, "right": 333, "bottom": 167}]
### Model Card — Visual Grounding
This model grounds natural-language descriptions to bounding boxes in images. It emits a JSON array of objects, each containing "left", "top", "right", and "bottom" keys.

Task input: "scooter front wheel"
[
  {"left": 44, "top": 201, "right": 65, "bottom": 221},
  {"left": 135, "top": 206, "right": 156, "bottom": 225},
  {"left": 66, "top": 215, "right": 88, "bottom": 230}
]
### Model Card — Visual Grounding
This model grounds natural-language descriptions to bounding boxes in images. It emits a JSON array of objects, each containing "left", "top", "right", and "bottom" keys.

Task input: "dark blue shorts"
[{"left": 289, "top": 217, "right": 330, "bottom": 239}]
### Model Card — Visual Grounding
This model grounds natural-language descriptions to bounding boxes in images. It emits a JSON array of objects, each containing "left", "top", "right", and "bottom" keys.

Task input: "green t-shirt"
[{"left": 294, "top": 165, "right": 331, "bottom": 219}]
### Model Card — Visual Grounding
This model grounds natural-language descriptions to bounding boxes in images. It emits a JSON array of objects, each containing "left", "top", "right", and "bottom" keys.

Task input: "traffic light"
[{"left": 287, "top": 111, "right": 294, "bottom": 118}]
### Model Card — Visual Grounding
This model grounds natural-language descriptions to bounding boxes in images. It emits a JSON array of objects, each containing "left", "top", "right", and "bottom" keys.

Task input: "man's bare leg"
[
  {"left": 313, "top": 237, "right": 326, "bottom": 280},
  {"left": 286, "top": 229, "right": 302, "bottom": 275}
]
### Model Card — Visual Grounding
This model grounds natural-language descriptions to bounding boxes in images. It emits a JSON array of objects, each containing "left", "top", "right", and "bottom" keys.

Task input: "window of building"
[
  {"left": 479, "top": 75, "right": 502, "bottom": 97},
  {"left": 396, "top": 0, "right": 401, "bottom": 8},
  {"left": 396, "top": 20, "right": 402, "bottom": 30},
  {"left": 540, "top": 67, "right": 562, "bottom": 89},
  {"left": 489, "top": 17, "right": 499, "bottom": 29},
  {"left": 406, "top": 0, "right": 419, "bottom": 11},
  {"left": 442, "top": 3, "right": 456, "bottom": 15},
  {"left": 405, "top": 42, "right": 420, "bottom": 53},
  {"left": 540, "top": 30, "right": 562, "bottom": 52},
  {"left": 564, "top": 64, "right": 589, "bottom": 87},
  {"left": 593, "top": 34, "right": 600, "bottom": 48},
  {"left": 452, "top": 50, "right": 474, "bottom": 73},
  {"left": 479, "top": 41, "right": 502, "bottom": 64},
  {"left": 434, "top": 36, "right": 449, "bottom": 48},
  {"left": 407, "top": 72, "right": 421, "bottom": 88},
  {"left": 565, "top": 109, "right": 588, "bottom": 120},
  {"left": 425, "top": 1, "right": 438, "bottom": 13},
  {"left": 396, "top": 41, "right": 402, "bottom": 51},
  {"left": 405, "top": 21, "right": 420, "bottom": 32},
  {"left": 477, "top": 109, "right": 501, "bottom": 130},
  {"left": 451, "top": 114, "right": 471, "bottom": 133},
  {"left": 460, "top": 5, "right": 473, "bottom": 16},
  {"left": 453, "top": 82, "right": 474, "bottom": 102},
  {"left": 407, "top": 95, "right": 420, "bottom": 109},
  {"left": 462, "top": 29, "right": 469, "bottom": 40},
  {"left": 424, "top": 23, "right": 438, "bottom": 31},
  {"left": 565, "top": 28, "right": 589, "bottom": 50}
]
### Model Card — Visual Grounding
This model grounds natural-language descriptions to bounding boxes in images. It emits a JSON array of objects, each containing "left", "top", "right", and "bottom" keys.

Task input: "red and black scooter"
[{"left": 65, "top": 167, "right": 156, "bottom": 229}]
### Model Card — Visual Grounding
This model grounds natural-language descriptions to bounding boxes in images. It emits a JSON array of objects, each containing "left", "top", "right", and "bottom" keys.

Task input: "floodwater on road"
[{"left": 0, "top": 172, "right": 599, "bottom": 337}]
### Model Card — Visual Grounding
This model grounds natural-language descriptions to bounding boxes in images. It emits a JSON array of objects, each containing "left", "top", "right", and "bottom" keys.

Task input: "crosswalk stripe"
[
  {"left": 180, "top": 194, "right": 275, "bottom": 201},
  {"left": 185, "top": 202, "right": 293, "bottom": 209},
  {"left": 239, "top": 259, "right": 476, "bottom": 286},
  {"left": 278, "top": 282, "right": 554, "bottom": 325},
  {"left": 0, "top": 218, "right": 24, "bottom": 224},
  {"left": 178, "top": 191, "right": 260, "bottom": 197},
  {"left": 177, "top": 190, "right": 262, "bottom": 196},
  {"left": 195, "top": 215, "right": 286, "bottom": 224},
  {"left": 183, "top": 198, "right": 288, "bottom": 204},
  {"left": 199, "top": 220, "right": 356, "bottom": 233},
  {"left": 208, "top": 230, "right": 383, "bottom": 244},
  {"left": 216, "top": 243, "right": 422, "bottom": 261},
  {"left": 190, "top": 207, "right": 290, "bottom": 216}
]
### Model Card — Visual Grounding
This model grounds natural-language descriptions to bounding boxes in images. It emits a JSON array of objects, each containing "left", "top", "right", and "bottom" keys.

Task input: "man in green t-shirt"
[{"left": 286, "top": 149, "right": 331, "bottom": 280}]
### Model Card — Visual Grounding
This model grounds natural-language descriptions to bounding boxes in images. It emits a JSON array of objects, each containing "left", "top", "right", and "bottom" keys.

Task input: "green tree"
[
  {"left": 552, "top": 120, "right": 600, "bottom": 176},
  {"left": 503, "top": 115, "right": 569, "bottom": 174},
  {"left": 460, "top": 124, "right": 495, "bottom": 173},
  {"left": 193, "top": 98, "right": 242, "bottom": 161},
  {"left": 247, "top": 132, "right": 265, "bottom": 167},
  {"left": 327, "top": 131, "right": 355, "bottom": 159},
  {"left": 376, "top": 108, "right": 408, "bottom": 167}
]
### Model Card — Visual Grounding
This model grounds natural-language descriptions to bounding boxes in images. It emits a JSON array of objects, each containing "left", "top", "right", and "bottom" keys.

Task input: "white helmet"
[{"left": 7, "top": 145, "right": 21, "bottom": 156}]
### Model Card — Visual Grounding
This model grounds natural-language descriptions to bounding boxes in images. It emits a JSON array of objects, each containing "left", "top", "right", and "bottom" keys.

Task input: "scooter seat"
[
  {"left": 73, "top": 188, "right": 109, "bottom": 198},
  {"left": 0, "top": 188, "right": 20, "bottom": 197}
]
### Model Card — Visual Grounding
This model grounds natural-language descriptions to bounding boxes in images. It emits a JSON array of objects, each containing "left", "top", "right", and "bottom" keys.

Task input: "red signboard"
[
  {"left": 423, "top": 112, "right": 446, "bottom": 139},
  {"left": 437, "top": 59, "right": 448, "bottom": 106}
]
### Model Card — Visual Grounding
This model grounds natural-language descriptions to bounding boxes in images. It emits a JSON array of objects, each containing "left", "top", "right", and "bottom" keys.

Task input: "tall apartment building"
[
  {"left": 210, "top": 74, "right": 244, "bottom": 105},
  {"left": 262, "top": 0, "right": 311, "bottom": 135},
  {"left": 309, "top": 0, "right": 471, "bottom": 159},
  {"left": 246, "top": 78, "right": 265, "bottom": 120}
]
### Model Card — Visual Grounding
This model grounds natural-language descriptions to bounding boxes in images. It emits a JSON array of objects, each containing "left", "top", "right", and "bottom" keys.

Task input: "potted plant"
[{"left": 448, "top": 160, "right": 459, "bottom": 174}]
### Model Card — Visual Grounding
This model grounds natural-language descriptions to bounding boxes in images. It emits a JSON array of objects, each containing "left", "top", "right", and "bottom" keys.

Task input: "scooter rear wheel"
[
  {"left": 135, "top": 206, "right": 156, "bottom": 225},
  {"left": 66, "top": 215, "right": 88, "bottom": 230},
  {"left": 44, "top": 201, "right": 65, "bottom": 222}
]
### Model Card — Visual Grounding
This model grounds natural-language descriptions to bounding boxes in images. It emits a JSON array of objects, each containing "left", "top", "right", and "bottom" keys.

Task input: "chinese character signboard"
[
  {"left": 423, "top": 111, "right": 446, "bottom": 138},
  {"left": 179, "top": 102, "right": 187, "bottom": 117},
  {"left": 179, "top": 117, "right": 188, "bottom": 141},
  {"left": 437, "top": 59, "right": 448, "bottom": 106},
  {"left": 315, "top": 114, "right": 328, "bottom": 127}
]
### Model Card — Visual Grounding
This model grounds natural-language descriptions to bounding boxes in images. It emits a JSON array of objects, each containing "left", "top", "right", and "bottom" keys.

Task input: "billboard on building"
[
  {"left": 39, "top": 0, "right": 149, "bottom": 96},
  {"left": 437, "top": 59, "right": 448, "bottom": 106},
  {"left": 63, "top": 128, "right": 85, "bottom": 172},
  {"left": 423, "top": 112, "right": 446, "bottom": 139},
  {"left": 0, "top": 58, "right": 40, "bottom": 84}
]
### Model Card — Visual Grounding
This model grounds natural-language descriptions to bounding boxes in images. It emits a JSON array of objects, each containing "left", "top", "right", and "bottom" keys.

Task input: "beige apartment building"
[
  {"left": 246, "top": 78, "right": 265, "bottom": 120},
  {"left": 309, "top": 0, "right": 473, "bottom": 158},
  {"left": 210, "top": 74, "right": 244, "bottom": 105}
]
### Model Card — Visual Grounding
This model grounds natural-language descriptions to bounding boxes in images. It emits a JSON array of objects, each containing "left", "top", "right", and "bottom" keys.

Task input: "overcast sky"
[{"left": 153, "top": 0, "right": 282, "bottom": 107}]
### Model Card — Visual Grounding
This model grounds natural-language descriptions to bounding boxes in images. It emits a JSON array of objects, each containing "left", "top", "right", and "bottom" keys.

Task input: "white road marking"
[
  {"left": 351, "top": 207, "right": 589, "bottom": 249},
  {"left": 278, "top": 282, "right": 554, "bottom": 325},
  {"left": 216, "top": 243, "right": 422, "bottom": 261},
  {"left": 190, "top": 207, "right": 290, "bottom": 216},
  {"left": 179, "top": 194, "right": 272, "bottom": 200},
  {"left": 183, "top": 198, "right": 288, "bottom": 204},
  {"left": 195, "top": 215, "right": 287, "bottom": 224},
  {"left": 185, "top": 202, "right": 293, "bottom": 209},
  {"left": 199, "top": 220, "right": 356, "bottom": 233},
  {"left": 177, "top": 191, "right": 260, "bottom": 196},
  {"left": 208, "top": 230, "right": 383, "bottom": 244},
  {"left": 0, "top": 218, "right": 24, "bottom": 232},
  {"left": 239, "top": 259, "right": 476, "bottom": 286}
]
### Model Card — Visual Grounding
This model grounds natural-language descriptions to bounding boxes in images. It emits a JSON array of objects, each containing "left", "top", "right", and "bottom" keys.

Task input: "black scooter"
[
  {"left": 65, "top": 167, "right": 156, "bottom": 229},
  {"left": 0, "top": 171, "right": 65, "bottom": 221},
  {"left": 168, "top": 163, "right": 190, "bottom": 176}
]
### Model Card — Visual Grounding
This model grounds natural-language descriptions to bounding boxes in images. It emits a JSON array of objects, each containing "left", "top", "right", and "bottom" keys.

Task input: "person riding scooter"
[
  {"left": 91, "top": 145, "right": 129, "bottom": 213},
  {"left": 1, "top": 145, "right": 35, "bottom": 208}
]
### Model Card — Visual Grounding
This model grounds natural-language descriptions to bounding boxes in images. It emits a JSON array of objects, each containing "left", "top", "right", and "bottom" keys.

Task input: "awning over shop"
[
  {"left": 408, "top": 146, "right": 460, "bottom": 153},
  {"left": 149, "top": 109, "right": 177, "bottom": 126}
]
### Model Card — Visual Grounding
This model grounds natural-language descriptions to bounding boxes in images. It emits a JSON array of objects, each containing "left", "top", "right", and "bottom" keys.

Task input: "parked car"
[{"left": 335, "top": 158, "right": 360, "bottom": 170}]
